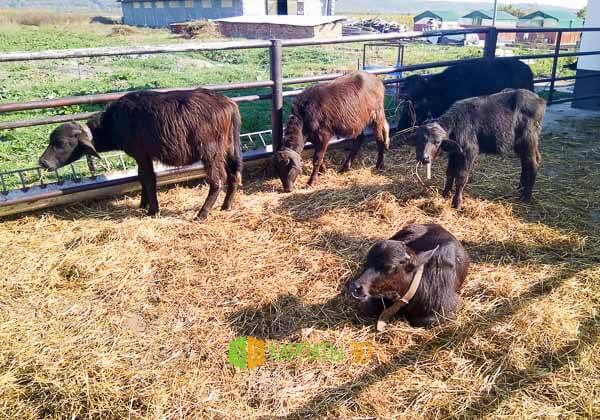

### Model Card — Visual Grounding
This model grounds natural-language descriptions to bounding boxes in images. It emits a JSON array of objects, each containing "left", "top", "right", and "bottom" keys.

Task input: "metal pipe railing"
[
  {"left": 0, "top": 80, "right": 274, "bottom": 113},
  {"left": 2, "top": 25, "right": 600, "bottom": 215}
]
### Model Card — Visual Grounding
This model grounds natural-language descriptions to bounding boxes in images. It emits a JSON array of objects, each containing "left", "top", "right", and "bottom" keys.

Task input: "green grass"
[{"left": 0, "top": 15, "right": 571, "bottom": 182}]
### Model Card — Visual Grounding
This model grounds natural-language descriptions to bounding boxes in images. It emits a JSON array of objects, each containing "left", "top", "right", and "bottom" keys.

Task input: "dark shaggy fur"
[
  {"left": 39, "top": 88, "right": 242, "bottom": 220},
  {"left": 274, "top": 72, "right": 390, "bottom": 192},
  {"left": 409, "top": 89, "right": 546, "bottom": 209},
  {"left": 346, "top": 223, "right": 470, "bottom": 328},
  {"left": 399, "top": 58, "right": 534, "bottom": 128}
]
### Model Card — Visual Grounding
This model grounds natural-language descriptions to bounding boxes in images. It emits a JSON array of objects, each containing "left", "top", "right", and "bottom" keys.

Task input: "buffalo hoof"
[
  {"left": 409, "top": 315, "right": 440, "bottom": 328},
  {"left": 375, "top": 163, "right": 385, "bottom": 171},
  {"left": 451, "top": 197, "right": 463, "bottom": 209},
  {"left": 339, "top": 165, "right": 351, "bottom": 174},
  {"left": 376, "top": 320, "right": 388, "bottom": 332},
  {"left": 519, "top": 193, "right": 533, "bottom": 202},
  {"left": 441, "top": 189, "right": 452, "bottom": 199},
  {"left": 194, "top": 210, "right": 209, "bottom": 221}
]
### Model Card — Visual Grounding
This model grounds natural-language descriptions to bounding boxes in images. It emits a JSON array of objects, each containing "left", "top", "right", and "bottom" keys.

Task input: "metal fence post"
[
  {"left": 484, "top": 27, "right": 498, "bottom": 58},
  {"left": 548, "top": 31, "right": 563, "bottom": 104},
  {"left": 270, "top": 39, "right": 283, "bottom": 152}
]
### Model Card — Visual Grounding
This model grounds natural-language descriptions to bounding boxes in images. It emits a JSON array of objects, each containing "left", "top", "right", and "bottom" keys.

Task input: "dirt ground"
[{"left": 0, "top": 107, "right": 599, "bottom": 418}]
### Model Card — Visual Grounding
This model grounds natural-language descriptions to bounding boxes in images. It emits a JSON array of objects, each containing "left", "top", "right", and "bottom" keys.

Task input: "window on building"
[
  {"left": 221, "top": 0, "right": 232, "bottom": 7},
  {"left": 168, "top": 0, "right": 181, "bottom": 7},
  {"left": 185, "top": 0, "right": 194, "bottom": 8},
  {"left": 156, "top": 1, "right": 165, "bottom": 8},
  {"left": 143, "top": 1, "right": 152, "bottom": 8},
  {"left": 297, "top": 0, "right": 304, "bottom": 15},
  {"left": 133, "top": 1, "right": 141, "bottom": 8},
  {"left": 202, "top": 0, "right": 211, "bottom": 7}
]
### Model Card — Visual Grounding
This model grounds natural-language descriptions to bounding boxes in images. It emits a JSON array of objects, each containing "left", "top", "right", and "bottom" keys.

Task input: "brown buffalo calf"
[
  {"left": 346, "top": 223, "right": 470, "bottom": 331},
  {"left": 274, "top": 71, "right": 390, "bottom": 192}
]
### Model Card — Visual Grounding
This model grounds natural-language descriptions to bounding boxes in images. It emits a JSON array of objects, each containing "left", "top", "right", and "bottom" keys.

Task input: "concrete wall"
[{"left": 122, "top": 0, "right": 244, "bottom": 27}]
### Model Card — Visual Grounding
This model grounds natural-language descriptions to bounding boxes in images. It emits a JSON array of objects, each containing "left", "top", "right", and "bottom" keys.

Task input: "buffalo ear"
[
  {"left": 403, "top": 130, "right": 419, "bottom": 146},
  {"left": 408, "top": 245, "right": 440, "bottom": 271},
  {"left": 441, "top": 140, "right": 462, "bottom": 154},
  {"left": 287, "top": 149, "right": 303, "bottom": 171},
  {"left": 276, "top": 151, "right": 290, "bottom": 166},
  {"left": 87, "top": 112, "right": 103, "bottom": 130},
  {"left": 77, "top": 126, "right": 101, "bottom": 158}
]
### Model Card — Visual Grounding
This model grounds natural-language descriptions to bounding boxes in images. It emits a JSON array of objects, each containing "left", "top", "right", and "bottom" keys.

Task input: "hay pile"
[{"left": 0, "top": 121, "right": 599, "bottom": 418}]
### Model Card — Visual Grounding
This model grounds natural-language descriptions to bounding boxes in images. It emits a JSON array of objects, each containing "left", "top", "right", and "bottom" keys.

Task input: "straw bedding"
[{"left": 0, "top": 118, "right": 599, "bottom": 418}]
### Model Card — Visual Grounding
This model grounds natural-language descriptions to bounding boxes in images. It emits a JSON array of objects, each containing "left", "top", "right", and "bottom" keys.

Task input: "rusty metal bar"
[
  {"left": 548, "top": 31, "right": 563, "bottom": 104},
  {"left": 510, "top": 50, "right": 600, "bottom": 61},
  {"left": 0, "top": 80, "right": 273, "bottom": 114},
  {"left": 536, "top": 73, "right": 600, "bottom": 83},
  {"left": 0, "top": 39, "right": 273, "bottom": 62},
  {"left": 0, "top": 112, "right": 97, "bottom": 130},
  {"left": 270, "top": 39, "right": 284, "bottom": 152},
  {"left": 496, "top": 27, "right": 599, "bottom": 33},
  {"left": 280, "top": 28, "right": 490, "bottom": 47},
  {"left": 0, "top": 94, "right": 271, "bottom": 130},
  {"left": 551, "top": 94, "right": 600, "bottom": 105},
  {"left": 484, "top": 27, "right": 498, "bottom": 58}
]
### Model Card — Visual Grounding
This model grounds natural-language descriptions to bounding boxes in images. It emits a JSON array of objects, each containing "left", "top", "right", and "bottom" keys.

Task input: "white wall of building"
[
  {"left": 579, "top": 0, "right": 600, "bottom": 71},
  {"left": 242, "top": 0, "right": 266, "bottom": 15}
]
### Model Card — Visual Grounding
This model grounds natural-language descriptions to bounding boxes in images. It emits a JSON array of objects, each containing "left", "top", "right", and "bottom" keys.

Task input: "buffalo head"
[
  {"left": 39, "top": 121, "right": 100, "bottom": 171},
  {"left": 274, "top": 147, "right": 303, "bottom": 193},
  {"left": 346, "top": 240, "right": 438, "bottom": 302}
]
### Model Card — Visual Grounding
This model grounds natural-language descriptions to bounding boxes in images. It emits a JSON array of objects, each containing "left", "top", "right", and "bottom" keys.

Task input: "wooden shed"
[
  {"left": 517, "top": 10, "right": 583, "bottom": 45},
  {"left": 413, "top": 10, "right": 461, "bottom": 32},
  {"left": 460, "top": 10, "right": 517, "bottom": 42},
  {"left": 119, "top": 0, "right": 335, "bottom": 28}
]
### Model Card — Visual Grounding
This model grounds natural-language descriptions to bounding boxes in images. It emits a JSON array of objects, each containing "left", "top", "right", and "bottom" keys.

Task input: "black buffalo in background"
[{"left": 398, "top": 58, "right": 535, "bottom": 129}]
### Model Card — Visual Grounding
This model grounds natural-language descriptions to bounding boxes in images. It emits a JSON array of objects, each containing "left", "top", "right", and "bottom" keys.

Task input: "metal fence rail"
[{"left": 1, "top": 26, "right": 600, "bottom": 217}]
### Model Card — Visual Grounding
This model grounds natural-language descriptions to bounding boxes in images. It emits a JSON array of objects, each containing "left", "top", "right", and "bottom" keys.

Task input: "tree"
[
  {"left": 577, "top": 7, "right": 587, "bottom": 20},
  {"left": 498, "top": 4, "right": 527, "bottom": 18}
]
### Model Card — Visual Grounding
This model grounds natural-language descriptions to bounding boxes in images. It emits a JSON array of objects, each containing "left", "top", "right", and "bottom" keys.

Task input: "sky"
[{"left": 434, "top": 0, "right": 588, "bottom": 9}]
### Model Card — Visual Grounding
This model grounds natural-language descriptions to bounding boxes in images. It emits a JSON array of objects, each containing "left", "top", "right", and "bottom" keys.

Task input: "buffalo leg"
[
  {"left": 373, "top": 111, "right": 390, "bottom": 171},
  {"left": 519, "top": 154, "right": 539, "bottom": 201},
  {"left": 442, "top": 154, "right": 459, "bottom": 198},
  {"left": 195, "top": 163, "right": 224, "bottom": 221},
  {"left": 452, "top": 153, "right": 475, "bottom": 209},
  {"left": 340, "top": 135, "right": 364, "bottom": 173},
  {"left": 375, "top": 142, "right": 385, "bottom": 171},
  {"left": 308, "top": 133, "right": 330, "bottom": 187},
  {"left": 319, "top": 161, "right": 327, "bottom": 174},
  {"left": 139, "top": 177, "right": 148, "bottom": 209},
  {"left": 137, "top": 158, "right": 158, "bottom": 216},
  {"left": 221, "top": 167, "right": 238, "bottom": 211}
]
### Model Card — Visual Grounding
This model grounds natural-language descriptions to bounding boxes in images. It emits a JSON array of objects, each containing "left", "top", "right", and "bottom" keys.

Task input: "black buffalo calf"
[
  {"left": 408, "top": 88, "right": 546, "bottom": 209},
  {"left": 346, "top": 223, "right": 470, "bottom": 331}
]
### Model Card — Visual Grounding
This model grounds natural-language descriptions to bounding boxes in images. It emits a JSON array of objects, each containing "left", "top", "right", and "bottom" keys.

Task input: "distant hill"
[
  {"left": 0, "top": 0, "right": 119, "bottom": 12},
  {"left": 336, "top": 0, "right": 579, "bottom": 15}
]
